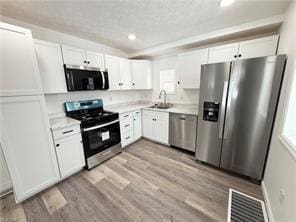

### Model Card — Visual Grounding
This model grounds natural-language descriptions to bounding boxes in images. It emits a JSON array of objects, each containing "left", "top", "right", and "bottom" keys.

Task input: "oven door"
[{"left": 82, "top": 120, "right": 121, "bottom": 158}]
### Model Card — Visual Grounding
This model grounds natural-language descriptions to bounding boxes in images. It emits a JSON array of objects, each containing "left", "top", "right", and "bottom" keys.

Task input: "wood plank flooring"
[{"left": 0, "top": 139, "right": 263, "bottom": 222}]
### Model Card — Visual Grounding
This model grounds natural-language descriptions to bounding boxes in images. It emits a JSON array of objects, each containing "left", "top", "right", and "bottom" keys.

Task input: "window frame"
[{"left": 159, "top": 69, "right": 177, "bottom": 95}]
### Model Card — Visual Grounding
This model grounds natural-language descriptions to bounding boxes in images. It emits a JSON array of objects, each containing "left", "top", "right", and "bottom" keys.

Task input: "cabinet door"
[
  {"left": 55, "top": 134, "right": 85, "bottom": 178},
  {"left": 208, "top": 43, "right": 239, "bottom": 64},
  {"left": 154, "top": 112, "right": 169, "bottom": 144},
  {"left": 119, "top": 58, "right": 132, "bottom": 90},
  {"left": 178, "top": 49, "right": 208, "bottom": 89},
  {"left": 238, "top": 35, "right": 278, "bottom": 59},
  {"left": 0, "top": 96, "right": 60, "bottom": 202},
  {"left": 61, "top": 45, "right": 86, "bottom": 66},
  {"left": 131, "top": 60, "right": 152, "bottom": 89},
  {"left": 133, "top": 115, "right": 142, "bottom": 140},
  {"left": 34, "top": 39, "right": 67, "bottom": 94},
  {"left": 142, "top": 115, "right": 154, "bottom": 140},
  {"left": 0, "top": 22, "right": 42, "bottom": 96},
  {"left": 86, "top": 50, "right": 105, "bottom": 68},
  {"left": 104, "top": 55, "right": 121, "bottom": 90},
  {"left": 0, "top": 145, "right": 12, "bottom": 194}
]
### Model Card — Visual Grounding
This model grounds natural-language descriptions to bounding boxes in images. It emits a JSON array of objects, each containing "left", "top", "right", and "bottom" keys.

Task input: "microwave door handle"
[
  {"left": 82, "top": 120, "right": 119, "bottom": 132},
  {"left": 100, "top": 71, "right": 105, "bottom": 89}
]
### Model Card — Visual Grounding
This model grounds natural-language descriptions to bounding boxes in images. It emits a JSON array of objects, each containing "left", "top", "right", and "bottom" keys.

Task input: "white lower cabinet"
[
  {"left": 52, "top": 125, "right": 85, "bottom": 179},
  {"left": 142, "top": 110, "right": 169, "bottom": 145},
  {"left": 120, "top": 110, "right": 142, "bottom": 148}
]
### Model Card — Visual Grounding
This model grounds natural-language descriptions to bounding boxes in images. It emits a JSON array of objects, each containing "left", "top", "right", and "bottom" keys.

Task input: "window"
[
  {"left": 281, "top": 64, "right": 296, "bottom": 156},
  {"left": 160, "top": 69, "right": 176, "bottom": 94}
]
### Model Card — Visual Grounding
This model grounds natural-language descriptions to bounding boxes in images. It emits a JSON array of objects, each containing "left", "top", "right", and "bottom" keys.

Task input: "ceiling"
[{"left": 0, "top": 0, "right": 291, "bottom": 54}]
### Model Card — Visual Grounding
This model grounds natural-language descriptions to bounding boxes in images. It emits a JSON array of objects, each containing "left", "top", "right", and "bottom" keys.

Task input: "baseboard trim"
[{"left": 262, "top": 181, "right": 275, "bottom": 222}]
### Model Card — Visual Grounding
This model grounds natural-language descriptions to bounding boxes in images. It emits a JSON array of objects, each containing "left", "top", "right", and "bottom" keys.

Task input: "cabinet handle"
[
  {"left": 136, "top": 112, "right": 140, "bottom": 114},
  {"left": 125, "top": 136, "right": 130, "bottom": 140},
  {"left": 132, "top": 83, "right": 135, "bottom": 85},
  {"left": 84, "top": 60, "right": 87, "bottom": 63},
  {"left": 177, "top": 81, "right": 180, "bottom": 84},
  {"left": 63, "top": 130, "right": 74, "bottom": 134},
  {"left": 238, "top": 54, "right": 242, "bottom": 58},
  {"left": 56, "top": 144, "right": 60, "bottom": 147},
  {"left": 234, "top": 55, "right": 237, "bottom": 58},
  {"left": 87, "top": 61, "right": 90, "bottom": 64},
  {"left": 62, "top": 130, "right": 74, "bottom": 134},
  {"left": 124, "top": 114, "right": 129, "bottom": 117},
  {"left": 179, "top": 117, "right": 186, "bottom": 120},
  {"left": 124, "top": 124, "right": 130, "bottom": 127}
]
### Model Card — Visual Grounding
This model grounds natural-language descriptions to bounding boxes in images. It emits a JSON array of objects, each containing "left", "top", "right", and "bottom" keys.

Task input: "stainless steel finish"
[
  {"left": 219, "top": 81, "right": 229, "bottom": 138},
  {"left": 101, "top": 71, "right": 106, "bottom": 89},
  {"left": 169, "top": 113, "right": 197, "bottom": 152},
  {"left": 82, "top": 120, "right": 119, "bottom": 132},
  {"left": 86, "top": 143, "right": 121, "bottom": 169},
  {"left": 196, "top": 62, "right": 231, "bottom": 166},
  {"left": 159, "top": 90, "right": 167, "bottom": 105},
  {"left": 149, "top": 103, "right": 173, "bottom": 109},
  {"left": 65, "top": 64, "right": 107, "bottom": 71},
  {"left": 220, "top": 55, "right": 286, "bottom": 180}
]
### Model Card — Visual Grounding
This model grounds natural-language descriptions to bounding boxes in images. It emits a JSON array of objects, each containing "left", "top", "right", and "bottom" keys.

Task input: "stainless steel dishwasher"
[{"left": 169, "top": 113, "right": 198, "bottom": 152}]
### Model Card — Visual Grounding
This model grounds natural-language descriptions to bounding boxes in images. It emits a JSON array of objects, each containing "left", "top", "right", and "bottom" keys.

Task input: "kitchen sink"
[{"left": 149, "top": 103, "right": 173, "bottom": 109}]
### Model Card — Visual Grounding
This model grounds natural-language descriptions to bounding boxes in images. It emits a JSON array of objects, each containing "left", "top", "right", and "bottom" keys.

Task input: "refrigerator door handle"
[
  {"left": 224, "top": 80, "right": 234, "bottom": 139},
  {"left": 219, "top": 81, "right": 228, "bottom": 138}
]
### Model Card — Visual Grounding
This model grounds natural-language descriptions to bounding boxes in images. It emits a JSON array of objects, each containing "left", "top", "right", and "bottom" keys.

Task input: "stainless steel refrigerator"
[{"left": 195, "top": 55, "right": 286, "bottom": 182}]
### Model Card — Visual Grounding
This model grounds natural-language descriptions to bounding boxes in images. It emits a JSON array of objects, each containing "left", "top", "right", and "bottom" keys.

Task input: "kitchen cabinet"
[
  {"left": 208, "top": 35, "right": 278, "bottom": 64},
  {"left": 105, "top": 55, "right": 121, "bottom": 90},
  {"left": 0, "top": 96, "right": 60, "bottom": 202},
  {"left": 142, "top": 110, "right": 169, "bottom": 144},
  {"left": 238, "top": 35, "right": 278, "bottom": 59},
  {"left": 52, "top": 125, "right": 85, "bottom": 179},
  {"left": 119, "top": 58, "right": 132, "bottom": 90},
  {"left": 119, "top": 110, "right": 142, "bottom": 147},
  {"left": 0, "top": 144, "right": 12, "bottom": 195},
  {"left": 62, "top": 45, "right": 104, "bottom": 68},
  {"left": 34, "top": 39, "right": 67, "bottom": 94},
  {"left": 208, "top": 43, "right": 239, "bottom": 63},
  {"left": 131, "top": 60, "right": 152, "bottom": 89},
  {"left": 0, "top": 22, "right": 42, "bottom": 97},
  {"left": 177, "top": 49, "right": 208, "bottom": 89}
]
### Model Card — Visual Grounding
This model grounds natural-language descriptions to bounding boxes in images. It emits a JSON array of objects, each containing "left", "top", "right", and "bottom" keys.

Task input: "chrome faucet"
[{"left": 159, "top": 90, "right": 167, "bottom": 105}]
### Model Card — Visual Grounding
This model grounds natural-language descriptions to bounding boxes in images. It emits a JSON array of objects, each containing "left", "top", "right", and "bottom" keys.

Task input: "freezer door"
[
  {"left": 196, "top": 62, "right": 231, "bottom": 166},
  {"left": 220, "top": 55, "right": 286, "bottom": 181}
]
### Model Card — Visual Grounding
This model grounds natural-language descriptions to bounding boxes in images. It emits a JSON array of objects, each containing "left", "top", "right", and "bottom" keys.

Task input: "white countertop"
[
  {"left": 106, "top": 103, "right": 198, "bottom": 116},
  {"left": 50, "top": 116, "right": 81, "bottom": 130}
]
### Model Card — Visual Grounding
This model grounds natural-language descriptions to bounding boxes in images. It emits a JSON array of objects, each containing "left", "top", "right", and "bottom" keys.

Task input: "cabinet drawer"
[
  {"left": 154, "top": 111, "right": 169, "bottom": 119},
  {"left": 142, "top": 109, "right": 154, "bottom": 117},
  {"left": 120, "top": 118, "right": 133, "bottom": 133},
  {"left": 120, "top": 112, "right": 132, "bottom": 121},
  {"left": 121, "top": 131, "right": 134, "bottom": 147},
  {"left": 52, "top": 125, "right": 81, "bottom": 140},
  {"left": 133, "top": 110, "right": 141, "bottom": 117}
]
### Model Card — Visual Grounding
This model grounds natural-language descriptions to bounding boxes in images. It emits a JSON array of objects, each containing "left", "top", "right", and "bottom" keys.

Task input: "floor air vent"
[{"left": 227, "top": 189, "right": 268, "bottom": 222}]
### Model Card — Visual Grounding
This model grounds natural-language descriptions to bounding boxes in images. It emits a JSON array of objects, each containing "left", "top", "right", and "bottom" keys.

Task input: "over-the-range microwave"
[{"left": 64, "top": 64, "right": 109, "bottom": 91}]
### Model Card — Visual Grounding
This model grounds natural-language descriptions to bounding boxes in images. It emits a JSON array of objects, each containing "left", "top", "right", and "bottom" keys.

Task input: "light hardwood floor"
[{"left": 0, "top": 139, "right": 262, "bottom": 222}]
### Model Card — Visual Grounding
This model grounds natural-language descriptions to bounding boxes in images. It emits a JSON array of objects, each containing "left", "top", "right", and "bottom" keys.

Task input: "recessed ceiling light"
[
  {"left": 128, "top": 34, "right": 136, "bottom": 40},
  {"left": 219, "top": 0, "right": 235, "bottom": 7}
]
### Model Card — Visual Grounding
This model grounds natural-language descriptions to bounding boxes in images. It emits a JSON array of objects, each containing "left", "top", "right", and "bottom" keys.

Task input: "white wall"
[
  {"left": 0, "top": 144, "right": 12, "bottom": 194},
  {"left": 263, "top": 2, "right": 296, "bottom": 222},
  {"left": 150, "top": 56, "right": 199, "bottom": 105},
  {"left": 0, "top": 16, "right": 151, "bottom": 115}
]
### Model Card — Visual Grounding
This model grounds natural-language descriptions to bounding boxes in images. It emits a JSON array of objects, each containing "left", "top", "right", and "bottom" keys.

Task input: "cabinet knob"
[
  {"left": 56, "top": 144, "right": 60, "bottom": 147},
  {"left": 234, "top": 55, "right": 237, "bottom": 58},
  {"left": 238, "top": 54, "right": 242, "bottom": 58},
  {"left": 84, "top": 60, "right": 87, "bottom": 63},
  {"left": 87, "top": 61, "right": 90, "bottom": 64},
  {"left": 132, "top": 83, "right": 135, "bottom": 85},
  {"left": 177, "top": 81, "right": 180, "bottom": 84}
]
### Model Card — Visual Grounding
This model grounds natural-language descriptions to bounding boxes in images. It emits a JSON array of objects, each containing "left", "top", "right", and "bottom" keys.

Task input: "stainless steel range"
[{"left": 65, "top": 99, "right": 121, "bottom": 169}]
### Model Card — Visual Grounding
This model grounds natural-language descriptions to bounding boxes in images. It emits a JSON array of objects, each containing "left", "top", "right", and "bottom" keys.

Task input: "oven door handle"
[
  {"left": 100, "top": 71, "right": 105, "bottom": 89},
  {"left": 82, "top": 120, "right": 119, "bottom": 132}
]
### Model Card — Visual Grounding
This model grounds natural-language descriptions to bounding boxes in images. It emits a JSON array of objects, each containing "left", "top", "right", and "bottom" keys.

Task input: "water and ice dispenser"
[{"left": 203, "top": 102, "right": 220, "bottom": 122}]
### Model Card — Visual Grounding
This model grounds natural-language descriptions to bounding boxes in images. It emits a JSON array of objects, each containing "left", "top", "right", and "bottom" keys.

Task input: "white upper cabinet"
[
  {"left": 61, "top": 45, "right": 86, "bottom": 66},
  {"left": 131, "top": 60, "right": 152, "bottom": 89},
  {"left": 34, "top": 39, "right": 67, "bottom": 94},
  {"left": 105, "top": 55, "right": 121, "bottom": 90},
  {"left": 86, "top": 50, "right": 105, "bottom": 68},
  {"left": 119, "top": 58, "right": 132, "bottom": 90},
  {"left": 0, "top": 22, "right": 42, "bottom": 96},
  {"left": 238, "top": 35, "right": 279, "bottom": 59},
  {"left": 178, "top": 49, "right": 208, "bottom": 89},
  {"left": 208, "top": 43, "right": 239, "bottom": 64}
]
